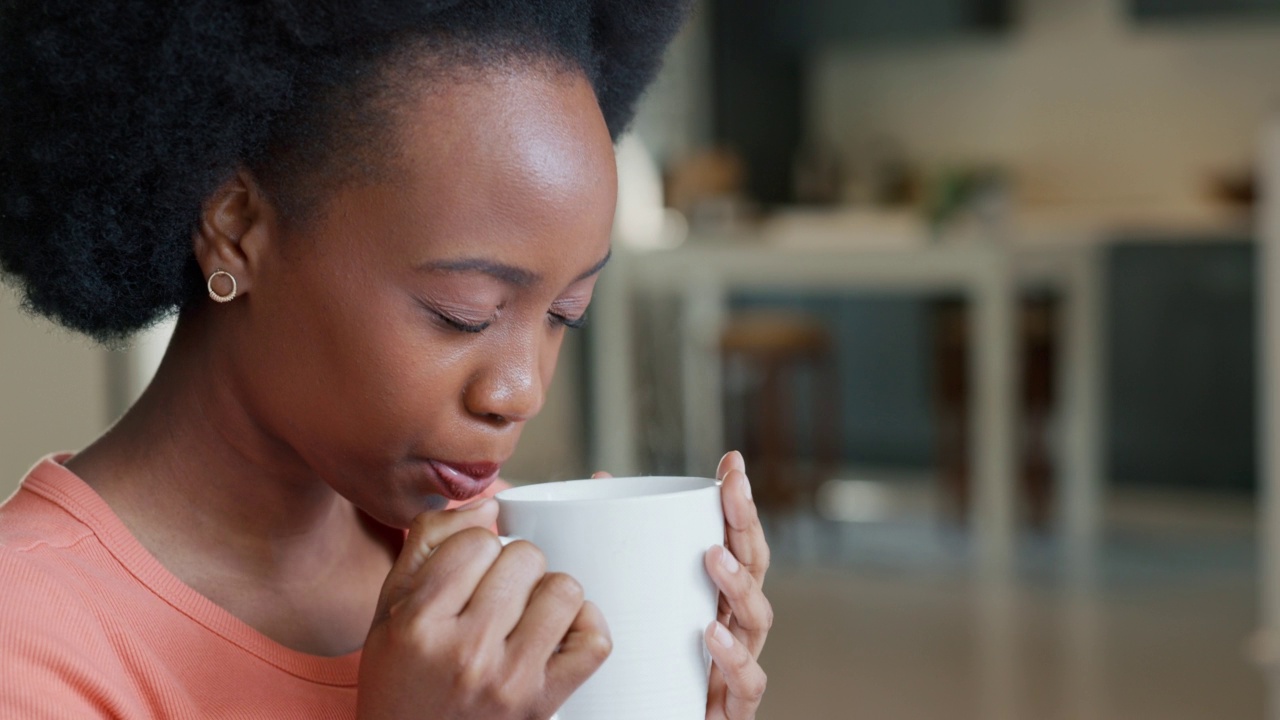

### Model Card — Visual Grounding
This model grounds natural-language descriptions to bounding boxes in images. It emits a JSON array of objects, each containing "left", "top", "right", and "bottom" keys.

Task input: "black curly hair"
[{"left": 0, "top": 0, "right": 688, "bottom": 341}]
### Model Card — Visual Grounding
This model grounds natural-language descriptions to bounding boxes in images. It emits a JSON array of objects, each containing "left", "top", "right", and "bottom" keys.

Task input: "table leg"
[
  {"left": 970, "top": 249, "right": 1019, "bottom": 577},
  {"left": 680, "top": 279, "right": 727, "bottom": 475},
  {"left": 1058, "top": 246, "right": 1106, "bottom": 576}
]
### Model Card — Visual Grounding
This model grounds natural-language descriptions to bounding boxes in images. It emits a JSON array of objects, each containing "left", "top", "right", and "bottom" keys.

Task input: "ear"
[{"left": 192, "top": 168, "right": 276, "bottom": 299}]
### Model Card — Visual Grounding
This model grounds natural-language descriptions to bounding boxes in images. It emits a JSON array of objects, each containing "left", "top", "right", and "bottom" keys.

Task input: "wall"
[
  {"left": 810, "top": 0, "right": 1280, "bottom": 204},
  {"left": 0, "top": 288, "right": 109, "bottom": 499},
  {"left": 631, "top": 3, "right": 715, "bottom": 169}
]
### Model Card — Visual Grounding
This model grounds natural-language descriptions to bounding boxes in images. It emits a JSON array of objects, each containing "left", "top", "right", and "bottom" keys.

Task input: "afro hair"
[{"left": 0, "top": 0, "right": 690, "bottom": 341}]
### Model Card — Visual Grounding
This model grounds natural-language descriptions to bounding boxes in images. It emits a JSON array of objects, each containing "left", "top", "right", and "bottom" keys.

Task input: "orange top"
[{"left": 0, "top": 454, "right": 506, "bottom": 719}]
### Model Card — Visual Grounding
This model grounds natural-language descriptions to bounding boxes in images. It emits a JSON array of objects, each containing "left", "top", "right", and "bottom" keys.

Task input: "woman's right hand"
[{"left": 357, "top": 498, "right": 612, "bottom": 720}]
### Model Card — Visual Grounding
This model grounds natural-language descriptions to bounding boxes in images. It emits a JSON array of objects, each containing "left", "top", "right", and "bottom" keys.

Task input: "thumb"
[{"left": 374, "top": 498, "right": 499, "bottom": 622}]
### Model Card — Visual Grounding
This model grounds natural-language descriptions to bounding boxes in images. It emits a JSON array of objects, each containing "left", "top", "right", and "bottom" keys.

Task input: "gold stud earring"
[{"left": 207, "top": 269, "right": 238, "bottom": 303}]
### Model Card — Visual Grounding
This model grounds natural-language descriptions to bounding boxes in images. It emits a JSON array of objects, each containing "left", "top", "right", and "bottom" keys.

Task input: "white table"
[
  {"left": 592, "top": 234, "right": 1026, "bottom": 576},
  {"left": 589, "top": 202, "right": 1254, "bottom": 575}
]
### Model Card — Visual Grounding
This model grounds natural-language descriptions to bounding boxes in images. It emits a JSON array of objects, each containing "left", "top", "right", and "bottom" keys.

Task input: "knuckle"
[
  {"left": 394, "top": 602, "right": 431, "bottom": 639},
  {"left": 541, "top": 572, "right": 585, "bottom": 605},
  {"left": 744, "top": 669, "right": 767, "bottom": 703},
  {"left": 447, "top": 526, "right": 501, "bottom": 555},
  {"left": 503, "top": 540, "right": 547, "bottom": 573},
  {"left": 759, "top": 597, "right": 774, "bottom": 629},
  {"left": 451, "top": 643, "right": 498, "bottom": 691},
  {"left": 583, "top": 629, "right": 614, "bottom": 666},
  {"left": 491, "top": 672, "right": 534, "bottom": 714}
]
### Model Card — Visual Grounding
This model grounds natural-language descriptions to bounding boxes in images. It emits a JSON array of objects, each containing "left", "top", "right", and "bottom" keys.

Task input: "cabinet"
[
  {"left": 708, "top": 0, "right": 1011, "bottom": 206},
  {"left": 1132, "top": 0, "right": 1280, "bottom": 20},
  {"left": 800, "top": 0, "right": 1009, "bottom": 45}
]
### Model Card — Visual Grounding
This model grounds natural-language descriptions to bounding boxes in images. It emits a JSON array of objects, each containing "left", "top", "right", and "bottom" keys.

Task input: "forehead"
[
  {"left": 390, "top": 68, "right": 617, "bottom": 246},
  {"left": 296, "top": 65, "right": 619, "bottom": 281}
]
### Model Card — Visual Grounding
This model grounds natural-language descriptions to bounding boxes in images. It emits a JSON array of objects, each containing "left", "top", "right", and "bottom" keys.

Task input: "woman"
[{"left": 0, "top": 1, "right": 772, "bottom": 718}]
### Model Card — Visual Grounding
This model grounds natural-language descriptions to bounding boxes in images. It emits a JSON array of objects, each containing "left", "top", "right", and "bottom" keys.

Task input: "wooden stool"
[
  {"left": 720, "top": 311, "right": 841, "bottom": 516},
  {"left": 932, "top": 296, "right": 1057, "bottom": 529}
]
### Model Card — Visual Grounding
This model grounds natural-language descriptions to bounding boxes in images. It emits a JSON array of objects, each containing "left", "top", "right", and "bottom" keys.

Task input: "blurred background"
[{"left": 6, "top": 0, "right": 1280, "bottom": 717}]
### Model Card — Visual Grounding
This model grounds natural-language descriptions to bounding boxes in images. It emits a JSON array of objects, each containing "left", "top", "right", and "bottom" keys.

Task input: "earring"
[{"left": 207, "top": 269, "right": 238, "bottom": 303}]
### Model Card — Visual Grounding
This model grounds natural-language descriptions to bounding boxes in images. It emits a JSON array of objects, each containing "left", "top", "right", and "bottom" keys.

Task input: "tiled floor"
[{"left": 754, "top": 487, "right": 1263, "bottom": 719}]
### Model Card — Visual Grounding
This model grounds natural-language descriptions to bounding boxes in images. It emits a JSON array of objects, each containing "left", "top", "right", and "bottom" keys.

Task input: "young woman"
[{"left": 0, "top": 1, "right": 772, "bottom": 718}]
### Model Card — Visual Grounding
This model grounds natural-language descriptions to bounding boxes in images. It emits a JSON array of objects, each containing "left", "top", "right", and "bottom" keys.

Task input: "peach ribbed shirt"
[{"left": 0, "top": 454, "right": 504, "bottom": 718}]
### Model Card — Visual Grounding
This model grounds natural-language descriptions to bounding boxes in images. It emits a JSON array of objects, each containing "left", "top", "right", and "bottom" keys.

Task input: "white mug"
[{"left": 496, "top": 476, "right": 724, "bottom": 720}]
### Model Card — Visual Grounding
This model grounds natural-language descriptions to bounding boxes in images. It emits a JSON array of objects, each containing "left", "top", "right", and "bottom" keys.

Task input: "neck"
[{"left": 69, "top": 309, "right": 385, "bottom": 585}]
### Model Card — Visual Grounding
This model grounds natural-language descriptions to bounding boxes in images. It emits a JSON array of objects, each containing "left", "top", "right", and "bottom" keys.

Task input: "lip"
[{"left": 424, "top": 459, "right": 502, "bottom": 501}]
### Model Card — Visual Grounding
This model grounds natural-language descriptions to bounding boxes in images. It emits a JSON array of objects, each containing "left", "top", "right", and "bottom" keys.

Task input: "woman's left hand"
[{"left": 701, "top": 451, "right": 771, "bottom": 720}]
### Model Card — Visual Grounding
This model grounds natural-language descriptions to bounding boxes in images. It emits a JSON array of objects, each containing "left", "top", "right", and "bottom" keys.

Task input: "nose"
[{"left": 463, "top": 338, "right": 549, "bottom": 425}]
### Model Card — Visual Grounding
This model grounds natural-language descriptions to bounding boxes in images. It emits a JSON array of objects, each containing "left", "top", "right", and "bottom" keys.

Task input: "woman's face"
[{"left": 227, "top": 68, "right": 617, "bottom": 528}]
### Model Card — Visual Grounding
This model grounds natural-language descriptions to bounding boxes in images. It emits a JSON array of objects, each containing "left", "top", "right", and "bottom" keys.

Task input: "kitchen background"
[{"left": 4, "top": 0, "right": 1279, "bottom": 717}]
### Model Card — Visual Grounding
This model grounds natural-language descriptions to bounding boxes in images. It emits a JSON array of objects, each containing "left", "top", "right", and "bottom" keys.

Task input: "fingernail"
[
  {"left": 459, "top": 497, "right": 493, "bottom": 510},
  {"left": 741, "top": 476, "right": 752, "bottom": 502},
  {"left": 718, "top": 545, "right": 740, "bottom": 573},
  {"left": 713, "top": 622, "right": 734, "bottom": 648}
]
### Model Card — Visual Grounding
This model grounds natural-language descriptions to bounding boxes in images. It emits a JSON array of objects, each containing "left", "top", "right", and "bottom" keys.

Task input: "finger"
[
  {"left": 418, "top": 498, "right": 501, "bottom": 551},
  {"left": 544, "top": 600, "right": 613, "bottom": 703},
  {"left": 716, "top": 451, "right": 746, "bottom": 482},
  {"left": 375, "top": 499, "right": 498, "bottom": 619},
  {"left": 706, "top": 663, "right": 729, "bottom": 720},
  {"left": 704, "top": 622, "right": 767, "bottom": 720},
  {"left": 394, "top": 527, "right": 503, "bottom": 620},
  {"left": 705, "top": 546, "right": 772, "bottom": 655},
  {"left": 507, "top": 572, "right": 586, "bottom": 666},
  {"left": 462, "top": 540, "right": 548, "bottom": 641},
  {"left": 591, "top": 470, "right": 613, "bottom": 479},
  {"left": 721, "top": 470, "right": 769, "bottom": 582}
]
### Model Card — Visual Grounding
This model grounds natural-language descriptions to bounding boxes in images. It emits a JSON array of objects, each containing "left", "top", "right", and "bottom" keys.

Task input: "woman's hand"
[
  {"left": 357, "top": 499, "right": 612, "bottom": 720},
  {"left": 703, "top": 451, "right": 771, "bottom": 720}
]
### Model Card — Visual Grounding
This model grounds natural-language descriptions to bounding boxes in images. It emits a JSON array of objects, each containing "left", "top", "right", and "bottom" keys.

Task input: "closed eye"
[
  {"left": 438, "top": 313, "right": 491, "bottom": 333},
  {"left": 416, "top": 298, "right": 494, "bottom": 333},
  {"left": 549, "top": 312, "right": 588, "bottom": 330}
]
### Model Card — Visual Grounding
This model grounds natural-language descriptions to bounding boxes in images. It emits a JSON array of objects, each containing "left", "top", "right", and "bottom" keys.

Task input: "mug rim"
[{"left": 496, "top": 475, "right": 719, "bottom": 505}]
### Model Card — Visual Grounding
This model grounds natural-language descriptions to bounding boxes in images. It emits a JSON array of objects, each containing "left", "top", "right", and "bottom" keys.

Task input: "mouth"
[{"left": 422, "top": 459, "right": 502, "bottom": 501}]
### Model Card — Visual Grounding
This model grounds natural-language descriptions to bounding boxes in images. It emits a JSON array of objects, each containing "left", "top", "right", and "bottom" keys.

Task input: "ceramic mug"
[{"left": 496, "top": 476, "right": 724, "bottom": 720}]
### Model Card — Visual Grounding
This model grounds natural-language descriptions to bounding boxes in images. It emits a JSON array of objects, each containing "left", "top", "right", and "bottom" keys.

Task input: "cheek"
[
  {"left": 234, "top": 266, "right": 446, "bottom": 456},
  {"left": 541, "top": 332, "right": 564, "bottom": 385}
]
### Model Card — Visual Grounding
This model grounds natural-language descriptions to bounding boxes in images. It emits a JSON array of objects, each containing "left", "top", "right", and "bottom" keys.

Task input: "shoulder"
[
  {"left": 0, "top": 485, "right": 127, "bottom": 653},
  {"left": 0, "top": 545, "right": 132, "bottom": 718},
  {"left": 0, "top": 540, "right": 110, "bottom": 646},
  {"left": 0, "top": 482, "right": 96, "bottom": 553},
  {"left": 0, "top": 481, "right": 136, "bottom": 714}
]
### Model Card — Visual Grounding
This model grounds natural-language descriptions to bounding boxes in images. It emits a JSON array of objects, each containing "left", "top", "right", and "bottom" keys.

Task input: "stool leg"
[
  {"left": 815, "top": 352, "right": 842, "bottom": 502},
  {"left": 933, "top": 301, "right": 971, "bottom": 525},
  {"left": 760, "top": 358, "right": 789, "bottom": 513},
  {"left": 1022, "top": 297, "right": 1057, "bottom": 530}
]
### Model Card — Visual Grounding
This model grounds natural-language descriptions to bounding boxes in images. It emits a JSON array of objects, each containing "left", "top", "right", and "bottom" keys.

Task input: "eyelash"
[
  {"left": 437, "top": 314, "right": 491, "bottom": 334},
  {"left": 427, "top": 306, "right": 586, "bottom": 334},
  {"left": 550, "top": 312, "right": 588, "bottom": 330}
]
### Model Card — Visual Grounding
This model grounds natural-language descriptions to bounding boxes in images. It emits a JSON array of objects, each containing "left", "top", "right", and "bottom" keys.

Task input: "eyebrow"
[{"left": 421, "top": 249, "right": 612, "bottom": 288}]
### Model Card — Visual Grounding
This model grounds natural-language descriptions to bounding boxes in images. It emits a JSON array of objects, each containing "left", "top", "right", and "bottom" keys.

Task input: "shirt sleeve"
[{"left": 0, "top": 548, "right": 144, "bottom": 719}]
